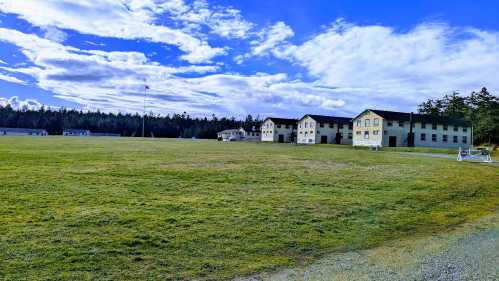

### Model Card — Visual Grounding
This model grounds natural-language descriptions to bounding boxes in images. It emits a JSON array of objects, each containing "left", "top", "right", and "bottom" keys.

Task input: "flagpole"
[{"left": 142, "top": 84, "right": 147, "bottom": 138}]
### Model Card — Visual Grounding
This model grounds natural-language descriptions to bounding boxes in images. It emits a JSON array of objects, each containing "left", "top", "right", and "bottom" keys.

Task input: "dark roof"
[
  {"left": 0, "top": 127, "right": 47, "bottom": 133},
  {"left": 356, "top": 109, "right": 471, "bottom": 127},
  {"left": 264, "top": 117, "right": 297, "bottom": 125},
  {"left": 302, "top": 114, "right": 352, "bottom": 124}
]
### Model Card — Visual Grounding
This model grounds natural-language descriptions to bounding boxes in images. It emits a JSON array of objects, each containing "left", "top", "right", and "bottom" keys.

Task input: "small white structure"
[
  {"left": 0, "top": 127, "right": 48, "bottom": 136},
  {"left": 457, "top": 147, "right": 492, "bottom": 162},
  {"left": 63, "top": 129, "right": 90, "bottom": 136},
  {"left": 217, "top": 128, "right": 245, "bottom": 141}
]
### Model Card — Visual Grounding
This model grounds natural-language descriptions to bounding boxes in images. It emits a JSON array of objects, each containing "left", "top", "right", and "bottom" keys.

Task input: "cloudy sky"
[{"left": 0, "top": 0, "right": 498, "bottom": 118}]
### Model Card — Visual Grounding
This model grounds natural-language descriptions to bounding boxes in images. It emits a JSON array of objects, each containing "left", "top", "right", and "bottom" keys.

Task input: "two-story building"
[
  {"left": 352, "top": 109, "right": 472, "bottom": 148},
  {"left": 297, "top": 115, "right": 353, "bottom": 144},
  {"left": 0, "top": 127, "right": 48, "bottom": 136},
  {"left": 261, "top": 117, "right": 297, "bottom": 143}
]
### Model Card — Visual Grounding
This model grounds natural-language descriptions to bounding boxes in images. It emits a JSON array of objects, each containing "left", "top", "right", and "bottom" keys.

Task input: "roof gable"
[
  {"left": 301, "top": 114, "right": 352, "bottom": 124},
  {"left": 355, "top": 109, "right": 471, "bottom": 127}
]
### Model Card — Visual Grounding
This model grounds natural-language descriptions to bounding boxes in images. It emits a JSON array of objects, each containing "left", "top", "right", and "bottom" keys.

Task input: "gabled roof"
[
  {"left": 263, "top": 117, "right": 297, "bottom": 125},
  {"left": 218, "top": 128, "right": 244, "bottom": 134},
  {"left": 63, "top": 129, "right": 90, "bottom": 133},
  {"left": 355, "top": 109, "right": 471, "bottom": 127},
  {"left": 301, "top": 114, "right": 352, "bottom": 124}
]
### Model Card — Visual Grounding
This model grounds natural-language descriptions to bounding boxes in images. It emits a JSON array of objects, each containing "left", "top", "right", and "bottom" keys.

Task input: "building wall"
[
  {"left": 261, "top": 120, "right": 295, "bottom": 142},
  {"left": 0, "top": 130, "right": 47, "bottom": 136},
  {"left": 297, "top": 116, "right": 353, "bottom": 145},
  {"left": 353, "top": 110, "right": 472, "bottom": 148},
  {"left": 352, "top": 111, "right": 384, "bottom": 146}
]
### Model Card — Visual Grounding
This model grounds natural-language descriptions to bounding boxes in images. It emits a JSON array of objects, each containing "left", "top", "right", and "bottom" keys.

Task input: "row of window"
[
  {"left": 357, "top": 131, "right": 468, "bottom": 143},
  {"left": 357, "top": 119, "right": 468, "bottom": 132},
  {"left": 300, "top": 122, "right": 353, "bottom": 130},
  {"left": 356, "top": 118, "right": 380, "bottom": 127}
]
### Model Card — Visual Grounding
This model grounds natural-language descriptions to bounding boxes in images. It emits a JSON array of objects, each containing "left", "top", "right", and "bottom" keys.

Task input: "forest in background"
[
  {"left": 0, "top": 106, "right": 261, "bottom": 139},
  {"left": 418, "top": 87, "right": 499, "bottom": 144},
  {"left": 1, "top": 87, "right": 497, "bottom": 143}
]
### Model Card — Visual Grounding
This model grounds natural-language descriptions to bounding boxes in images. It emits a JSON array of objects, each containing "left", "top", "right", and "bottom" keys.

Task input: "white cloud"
[
  {"left": 42, "top": 26, "right": 67, "bottom": 43},
  {"left": 0, "top": 73, "right": 25, "bottom": 84},
  {"left": 274, "top": 21, "right": 499, "bottom": 112},
  {"left": 0, "top": 59, "right": 6, "bottom": 64},
  {"left": 166, "top": 0, "right": 254, "bottom": 39},
  {"left": 0, "top": 96, "right": 41, "bottom": 110},
  {"left": 0, "top": 0, "right": 226, "bottom": 63},
  {"left": 251, "top": 21, "right": 294, "bottom": 56},
  {"left": 0, "top": 27, "right": 344, "bottom": 116}
]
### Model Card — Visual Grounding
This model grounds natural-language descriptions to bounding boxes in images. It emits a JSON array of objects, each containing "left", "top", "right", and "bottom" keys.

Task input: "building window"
[
  {"left": 462, "top": 136, "right": 467, "bottom": 143},
  {"left": 443, "top": 135, "right": 448, "bottom": 142},
  {"left": 373, "top": 130, "right": 379, "bottom": 135},
  {"left": 356, "top": 131, "right": 361, "bottom": 135},
  {"left": 384, "top": 130, "right": 388, "bottom": 135},
  {"left": 310, "top": 130, "right": 314, "bottom": 134},
  {"left": 373, "top": 118, "right": 379, "bottom": 126},
  {"left": 453, "top": 126, "right": 458, "bottom": 132},
  {"left": 308, "top": 139, "right": 313, "bottom": 143},
  {"left": 399, "top": 121, "right": 404, "bottom": 127},
  {"left": 356, "top": 119, "right": 361, "bottom": 127},
  {"left": 277, "top": 124, "right": 281, "bottom": 128},
  {"left": 319, "top": 123, "right": 323, "bottom": 128},
  {"left": 432, "top": 123, "right": 437, "bottom": 130},
  {"left": 310, "top": 122, "right": 315, "bottom": 128},
  {"left": 364, "top": 131, "right": 369, "bottom": 139},
  {"left": 387, "top": 121, "right": 393, "bottom": 127},
  {"left": 299, "top": 131, "right": 302, "bottom": 134},
  {"left": 443, "top": 124, "right": 448, "bottom": 131},
  {"left": 285, "top": 125, "right": 289, "bottom": 129},
  {"left": 432, "top": 134, "right": 437, "bottom": 142},
  {"left": 317, "top": 131, "right": 320, "bottom": 134},
  {"left": 421, "top": 122, "right": 426, "bottom": 129},
  {"left": 365, "top": 119, "right": 370, "bottom": 127},
  {"left": 304, "top": 132, "right": 308, "bottom": 136},
  {"left": 348, "top": 124, "right": 353, "bottom": 129},
  {"left": 453, "top": 136, "right": 458, "bottom": 143},
  {"left": 348, "top": 133, "right": 353, "bottom": 139},
  {"left": 421, "top": 133, "right": 426, "bottom": 141},
  {"left": 329, "top": 123, "right": 334, "bottom": 128},
  {"left": 463, "top": 127, "right": 468, "bottom": 132},
  {"left": 304, "top": 122, "right": 308, "bottom": 128}
]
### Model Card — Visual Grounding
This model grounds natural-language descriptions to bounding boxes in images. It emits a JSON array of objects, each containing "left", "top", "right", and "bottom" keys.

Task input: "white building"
[
  {"left": 352, "top": 109, "right": 472, "bottom": 148},
  {"left": 63, "top": 129, "right": 90, "bottom": 136},
  {"left": 297, "top": 115, "right": 353, "bottom": 144},
  {"left": 0, "top": 127, "right": 48, "bottom": 136},
  {"left": 218, "top": 127, "right": 261, "bottom": 142},
  {"left": 260, "top": 117, "right": 297, "bottom": 143}
]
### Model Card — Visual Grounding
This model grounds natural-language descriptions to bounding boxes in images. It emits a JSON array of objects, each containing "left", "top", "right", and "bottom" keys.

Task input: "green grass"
[{"left": 0, "top": 137, "right": 498, "bottom": 280}]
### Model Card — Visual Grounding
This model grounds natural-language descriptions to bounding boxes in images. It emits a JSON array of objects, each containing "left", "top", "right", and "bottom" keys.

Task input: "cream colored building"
[
  {"left": 261, "top": 117, "right": 297, "bottom": 143},
  {"left": 297, "top": 115, "right": 353, "bottom": 144},
  {"left": 352, "top": 109, "right": 472, "bottom": 148}
]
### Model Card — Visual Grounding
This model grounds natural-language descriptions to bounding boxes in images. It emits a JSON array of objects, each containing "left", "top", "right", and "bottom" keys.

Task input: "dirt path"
[{"left": 235, "top": 212, "right": 499, "bottom": 281}]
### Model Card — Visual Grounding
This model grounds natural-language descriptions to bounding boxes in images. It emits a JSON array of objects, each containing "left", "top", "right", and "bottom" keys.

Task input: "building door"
[
  {"left": 335, "top": 133, "right": 342, "bottom": 144},
  {"left": 407, "top": 133, "right": 415, "bottom": 147},
  {"left": 321, "top": 135, "right": 328, "bottom": 144},
  {"left": 278, "top": 134, "right": 284, "bottom": 143},
  {"left": 389, "top": 136, "right": 397, "bottom": 147}
]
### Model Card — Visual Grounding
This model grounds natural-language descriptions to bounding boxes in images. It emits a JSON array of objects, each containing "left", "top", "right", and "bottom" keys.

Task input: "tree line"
[
  {"left": 0, "top": 106, "right": 262, "bottom": 139},
  {"left": 418, "top": 87, "right": 499, "bottom": 144}
]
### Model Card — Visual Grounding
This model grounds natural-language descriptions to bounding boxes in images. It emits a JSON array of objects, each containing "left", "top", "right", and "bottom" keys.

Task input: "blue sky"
[{"left": 0, "top": 0, "right": 498, "bottom": 118}]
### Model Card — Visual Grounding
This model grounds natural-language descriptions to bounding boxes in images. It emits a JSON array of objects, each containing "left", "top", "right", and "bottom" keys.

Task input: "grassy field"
[{"left": 0, "top": 137, "right": 498, "bottom": 280}]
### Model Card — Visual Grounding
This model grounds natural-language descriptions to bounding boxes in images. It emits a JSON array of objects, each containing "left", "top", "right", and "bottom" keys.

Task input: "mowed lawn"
[{"left": 0, "top": 137, "right": 498, "bottom": 280}]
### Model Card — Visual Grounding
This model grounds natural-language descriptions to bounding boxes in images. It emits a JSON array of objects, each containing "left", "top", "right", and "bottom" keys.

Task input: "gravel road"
[{"left": 235, "top": 212, "right": 499, "bottom": 281}]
